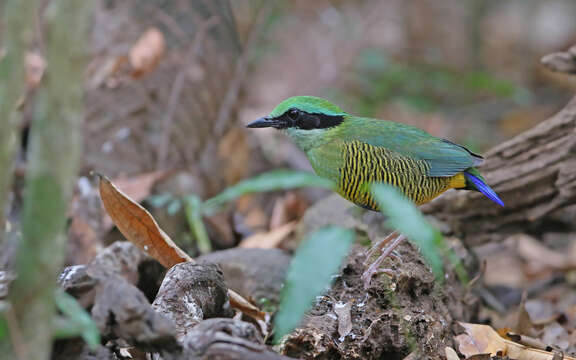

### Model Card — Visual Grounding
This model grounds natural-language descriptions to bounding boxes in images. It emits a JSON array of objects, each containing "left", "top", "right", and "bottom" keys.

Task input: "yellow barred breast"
[{"left": 336, "top": 141, "right": 465, "bottom": 210}]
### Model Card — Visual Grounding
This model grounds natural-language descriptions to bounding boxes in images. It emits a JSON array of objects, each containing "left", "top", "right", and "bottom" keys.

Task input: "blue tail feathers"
[{"left": 464, "top": 172, "right": 504, "bottom": 207}]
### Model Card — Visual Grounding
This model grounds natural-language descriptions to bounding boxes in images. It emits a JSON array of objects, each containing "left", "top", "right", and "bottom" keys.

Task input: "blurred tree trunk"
[
  {"left": 0, "top": 0, "right": 36, "bottom": 244},
  {"left": 4, "top": 0, "right": 92, "bottom": 359}
]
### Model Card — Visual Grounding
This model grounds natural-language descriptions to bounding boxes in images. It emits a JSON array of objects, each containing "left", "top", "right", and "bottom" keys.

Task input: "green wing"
[{"left": 338, "top": 117, "right": 483, "bottom": 177}]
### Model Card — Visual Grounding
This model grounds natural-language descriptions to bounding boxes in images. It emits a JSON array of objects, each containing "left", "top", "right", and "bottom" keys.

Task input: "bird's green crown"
[{"left": 269, "top": 96, "right": 346, "bottom": 118}]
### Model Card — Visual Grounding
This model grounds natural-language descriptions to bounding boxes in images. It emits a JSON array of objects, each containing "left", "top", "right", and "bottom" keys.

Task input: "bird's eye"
[{"left": 287, "top": 108, "right": 300, "bottom": 120}]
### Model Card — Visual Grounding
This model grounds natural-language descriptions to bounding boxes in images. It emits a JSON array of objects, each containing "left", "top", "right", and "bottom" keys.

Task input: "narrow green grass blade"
[
  {"left": 274, "top": 226, "right": 354, "bottom": 342},
  {"left": 54, "top": 290, "right": 100, "bottom": 349},
  {"left": 202, "top": 170, "right": 335, "bottom": 214}
]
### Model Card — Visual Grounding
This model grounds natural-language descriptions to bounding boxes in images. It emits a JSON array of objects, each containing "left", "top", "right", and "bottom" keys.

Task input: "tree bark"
[
  {"left": 5, "top": 1, "right": 92, "bottom": 359},
  {"left": 424, "top": 95, "right": 576, "bottom": 246}
]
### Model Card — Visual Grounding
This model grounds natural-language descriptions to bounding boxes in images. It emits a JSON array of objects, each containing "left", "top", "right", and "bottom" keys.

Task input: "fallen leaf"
[
  {"left": 98, "top": 174, "right": 192, "bottom": 268},
  {"left": 25, "top": 51, "right": 45, "bottom": 90},
  {"left": 239, "top": 221, "right": 297, "bottom": 249},
  {"left": 514, "top": 291, "right": 539, "bottom": 338},
  {"left": 129, "top": 27, "right": 165, "bottom": 78},
  {"left": 228, "top": 289, "right": 267, "bottom": 322},
  {"left": 514, "top": 234, "right": 574, "bottom": 275},
  {"left": 102, "top": 171, "right": 167, "bottom": 231},
  {"left": 456, "top": 322, "right": 576, "bottom": 360},
  {"left": 113, "top": 172, "right": 168, "bottom": 204},
  {"left": 97, "top": 174, "right": 265, "bottom": 321},
  {"left": 541, "top": 322, "right": 571, "bottom": 351},
  {"left": 456, "top": 322, "right": 506, "bottom": 358},
  {"left": 269, "top": 192, "right": 308, "bottom": 229}
]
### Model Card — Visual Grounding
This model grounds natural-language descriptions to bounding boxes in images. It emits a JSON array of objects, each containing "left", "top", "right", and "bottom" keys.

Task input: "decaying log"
[
  {"left": 91, "top": 274, "right": 179, "bottom": 352},
  {"left": 424, "top": 95, "right": 576, "bottom": 246},
  {"left": 56, "top": 242, "right": 289, "bottom": 360},
  {"left": 177, "top": 318, "right": 292, "bottom": 360},
  {"left": 152, "top": 262, "right": 233, "bottom": 341},
  {"left": 58, "top": 241, "right": 164, "bottom": 308},
  {"left": 198, "top": 248, "right": 291, "bottom": 307}
]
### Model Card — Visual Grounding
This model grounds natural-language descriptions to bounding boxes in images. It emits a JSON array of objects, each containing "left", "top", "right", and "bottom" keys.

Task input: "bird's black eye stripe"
[{"left": 278, "top": 109, "right": 344, "bottom": 130}]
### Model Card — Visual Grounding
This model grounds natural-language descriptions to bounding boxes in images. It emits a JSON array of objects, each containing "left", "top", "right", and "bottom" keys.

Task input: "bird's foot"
[
  {"left": 362, "top": 234, "right": 406, "bottom": 288},
  {"left": 362, "top": 264, "right": 394, "bottom": 289},
  {"left": 363, "top": 231, "right": 399, "bottom": 266}
]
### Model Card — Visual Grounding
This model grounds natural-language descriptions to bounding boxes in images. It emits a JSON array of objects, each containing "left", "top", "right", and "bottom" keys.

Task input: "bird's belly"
[
  {"left": 335, "top": 149, "right": 454, "bottom": 210},
  {"left": 336, "top": 172, "right": 451, "bottom": 210},
  {"left": 307, "top": 142, "right": 459, "bottom": 210}
]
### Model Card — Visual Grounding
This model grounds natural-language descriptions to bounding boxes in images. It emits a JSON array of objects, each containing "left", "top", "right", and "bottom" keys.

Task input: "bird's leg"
[
  {"left": 362, "top": 234, "right": 406, "bottom": 288},
  {"left": 363, "top": 231, "right": 399, "bottom": 265}
]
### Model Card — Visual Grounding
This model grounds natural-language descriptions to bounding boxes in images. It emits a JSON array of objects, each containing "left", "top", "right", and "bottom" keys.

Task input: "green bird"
[
  {"left": 247, "top": 96, "right": 503, "bottom": 283},
  {"left": 247, "top": 96, "right": 503, "bottom": 209}
]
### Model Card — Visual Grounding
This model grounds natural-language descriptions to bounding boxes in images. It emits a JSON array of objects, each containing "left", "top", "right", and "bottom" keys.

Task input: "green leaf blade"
[
  {"left": 274, "top": 226, "right": 354, "bottom": 342},
  {"left": 54, "top": 290, "right": 100, "bottom": 349},
  {"left": 202, "top": 170, "right": 335, "bottom": 214}
]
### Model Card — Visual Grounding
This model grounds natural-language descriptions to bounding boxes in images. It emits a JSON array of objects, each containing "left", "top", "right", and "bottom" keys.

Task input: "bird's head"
[{"left": 247, "top": 96, "right": 346, "bottom": 131}]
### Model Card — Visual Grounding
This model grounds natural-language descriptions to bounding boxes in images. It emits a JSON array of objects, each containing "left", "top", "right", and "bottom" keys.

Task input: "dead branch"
[
  {"left": 177, "top": 318, "right": 292, "bottom": 360},
  {"left": 152, "top": 262, "right": 233, "bottom": 341},
  {"left": 91, "top": 274, "right": 179, "bottom": 352},
  {"left": 424, "top": 95, "right": 576, "bottom": 246}
]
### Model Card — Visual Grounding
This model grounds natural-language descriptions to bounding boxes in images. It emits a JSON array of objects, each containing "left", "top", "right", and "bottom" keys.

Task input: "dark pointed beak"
[{"left": 246, "top": 116, "right": 281, "bottom": 128}]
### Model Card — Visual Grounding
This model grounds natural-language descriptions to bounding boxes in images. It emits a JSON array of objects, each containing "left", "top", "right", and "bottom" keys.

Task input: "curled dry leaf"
[
  {"left": 101, "top": 171, "right": 168, "bottom": 231},
  {"left": 97, "top": 175, "right": 266, "bottom": 321},
  {"left": 456, "top": 322, "right": 576, "bottom": 360},
  {"left": 239, "top": 221, "right": 297, "bottom": 249},
  {"left": 455, "top": 322, "right": 506, "bottom": 358},
  {"left": 98, "top": 174, "right": 192, "bottom": 268},
  {"left": 129, "top": 27, "right": 165, "bottom": 78}
]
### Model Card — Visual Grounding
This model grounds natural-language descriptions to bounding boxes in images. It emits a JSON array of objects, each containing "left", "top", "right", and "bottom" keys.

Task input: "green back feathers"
[{"left": 332, "top": 117, "right": 483, "bottom": 177}]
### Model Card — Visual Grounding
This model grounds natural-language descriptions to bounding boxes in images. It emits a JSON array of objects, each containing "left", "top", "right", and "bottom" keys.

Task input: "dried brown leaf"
[
  {"left": 456, "top": 322, "right": 576, "bottom": 360},
  {"left": 269, "top": 193, "right": 308, "bottom": 229},
  {"left": 239, "top": 221, "right": 296, "bottom": 249},
  {"left": 102, "top": 171, "right": 167, "bottom": 231},
  {"left": 228, "top": 289, "right": 267, "bottom": 322},
  {"left": 129, "top": 27, "right": 165, "bottom": 78},
  {"left": 98, "top": 174, "right": 192, "bottom": 268},
  {"left": 515, "top": 234, "right": 573, "bottom": 274},
  {"left": 456, "top": 322, "right": 506, "bottom": 357},
  {"left": 515, "top": 291, "right": 539, "bottom": 338}
]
